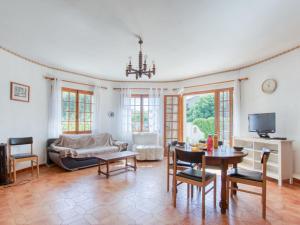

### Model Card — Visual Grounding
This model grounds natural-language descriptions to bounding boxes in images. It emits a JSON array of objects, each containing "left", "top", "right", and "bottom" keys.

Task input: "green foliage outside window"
[
  {"left": 192, "top": 117, "right": 215, "bottom": 139},
  {"left": 186, "top": 94, "right": 215, "bottom": 139},
  {"left": 186, "top": 95, "right": 215, "bottom": 122}
]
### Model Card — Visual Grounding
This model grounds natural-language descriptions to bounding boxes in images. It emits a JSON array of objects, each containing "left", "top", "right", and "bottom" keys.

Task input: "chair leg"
[
  {"left": 191, "top": 185, "right": 194, "bottom": 198},
  {"left": 31, "top": 161, "right": 34, "bottom": 176},
  {"left": 172, "top": 178, "right": 177, "bottom": 207},
  {"left": 36, "top": 157, "right": 39, "bottom": 178},
  {"left": 202, "top": 186, "right": 205, "bottom": 219},
  {"left": 167, "top": 167, "right": 170, "bottom": 192},
  {"left": 230, "top": 181, "right": 234, "bottom": 198},
  {"left": 13, "top": 159, "right": 16, "bottom": 183},
  {"left": 214, "top": 177, "right": 217, "bottom": 208},
  {"left": 187, "top": 184, "right": 190, "bottom": 199},
  {"left": 262, "top": 185, "right": 266, "bottom": 219},
  {"left": 8, "top": 158, "right": 11, "bottom": 181},
  {"left": 226, "top": 179, "right": 229, "bottom": 206}
]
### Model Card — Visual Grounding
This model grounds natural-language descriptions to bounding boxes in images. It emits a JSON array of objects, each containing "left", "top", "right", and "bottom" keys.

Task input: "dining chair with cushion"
[
  {"left": 173, "top": 149, "right": 217, "bottom": 219},
  {"left": 8, "top": 137, "right": 39, "bottom": 183},
  {"left": 166, "top": 141, "right": 194, "bottom": 192},
  {"left": 226, "top": 148, "right": 270, "bottom": 219}
]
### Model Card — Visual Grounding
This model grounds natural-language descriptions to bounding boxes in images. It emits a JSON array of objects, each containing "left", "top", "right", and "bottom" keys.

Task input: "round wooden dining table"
[{"left": 175, "top": 146, "right": 248, "bottom": 214}]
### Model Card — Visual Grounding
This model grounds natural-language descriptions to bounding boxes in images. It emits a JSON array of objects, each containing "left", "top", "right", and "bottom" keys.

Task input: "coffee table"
[{"left": 96, "top": 151, "right": 138, "bottom": 178}]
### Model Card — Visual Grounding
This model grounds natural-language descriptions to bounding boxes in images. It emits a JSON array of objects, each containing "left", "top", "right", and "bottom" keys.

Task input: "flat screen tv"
[{"left": 248, "top": 113, "right": 275, "bottom": 138}]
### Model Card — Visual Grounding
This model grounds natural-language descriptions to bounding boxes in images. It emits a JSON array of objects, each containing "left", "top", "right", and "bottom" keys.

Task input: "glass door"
[
  {"left": 164, "top": 95, "right": 179, "bottom": 152},
  {"left": 217, "top": 89, "right": 233, "bottom": 146},
  {"left": 183, "top": 88, "right": 233, "bottom": 147}
]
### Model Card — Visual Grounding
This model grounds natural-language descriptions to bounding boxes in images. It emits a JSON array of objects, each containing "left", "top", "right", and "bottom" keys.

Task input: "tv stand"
[{"left": 234, "top": 137, "right": 293, "bottom": 186}]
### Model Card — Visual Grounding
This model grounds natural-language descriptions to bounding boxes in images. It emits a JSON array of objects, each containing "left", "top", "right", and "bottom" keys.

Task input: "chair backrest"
[
  {"left": 9, "top": 137, "right": 33, "bottom": 146},
  {"left": 175, "top": 149, "right": 205, "bottom": 164},
  {"left": 132, "top": 132, "right": 158, "bottom": 145},
  {"left": 8, "top": 137, "right": 33, "bottom": 156},
  {"left": 261, "top": 148, "right": 270, "bottom": 180},
  {"left": 261, "top": 148, "right": 271, "bottom": 164},
  {"left": 171, "top": 140, "right": 178, "bottom": 146},
  {"left": 174, "top": 149, "right": 207, "bottom": 182}
]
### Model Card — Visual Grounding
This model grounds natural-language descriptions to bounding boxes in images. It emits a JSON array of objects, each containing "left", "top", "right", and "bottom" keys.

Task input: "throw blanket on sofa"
[{"left": 50, "top": 133, "right": 125, "bottom": 158}]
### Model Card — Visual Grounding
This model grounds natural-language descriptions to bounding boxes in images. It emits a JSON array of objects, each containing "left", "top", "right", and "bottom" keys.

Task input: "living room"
[{"left": 0, "top": 1, "right": 300, "bottom": 224}]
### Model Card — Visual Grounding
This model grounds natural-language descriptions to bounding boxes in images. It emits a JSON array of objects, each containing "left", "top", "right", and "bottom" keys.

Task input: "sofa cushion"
[
  {"left": 50, "top": 133, "right": 122, "bottom": 158},
  {"left": 57, "top": 133, "right": 113, "bottom": 149},
  {"left": 75, "top": 146, "right": 119, "bottom": 157}
]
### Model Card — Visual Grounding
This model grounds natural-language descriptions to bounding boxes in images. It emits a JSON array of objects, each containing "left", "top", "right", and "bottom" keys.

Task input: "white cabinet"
[{"left": 234, "top": 137, "right": 293, "bottom": 186}]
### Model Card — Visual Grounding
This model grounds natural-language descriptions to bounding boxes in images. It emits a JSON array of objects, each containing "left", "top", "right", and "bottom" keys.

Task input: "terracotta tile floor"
[{"left": 0, "top": 159, "right": 300, "bottom": 225}]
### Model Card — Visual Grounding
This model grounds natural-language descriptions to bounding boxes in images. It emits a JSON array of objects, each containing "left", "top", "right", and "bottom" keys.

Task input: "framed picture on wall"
[{"left": 10, "top": 82, "right": 30, "bottom": 102}]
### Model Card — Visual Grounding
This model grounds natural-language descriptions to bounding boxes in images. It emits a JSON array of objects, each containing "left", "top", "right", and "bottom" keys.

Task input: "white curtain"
[
  {"left": 233, "top": 79, "right": 241, "bottom": 137},
  {"left": 148, "top": 88, "right": 163, "bottom": 144},
  {"left": 120, "top": 88, "right": 132, "bottom": 143},
  {"left": 92, "top": 85, "right": 101, "bottom": 134},
  {"left": 48, "top": 79, "right": 62, "bottom": 138}
]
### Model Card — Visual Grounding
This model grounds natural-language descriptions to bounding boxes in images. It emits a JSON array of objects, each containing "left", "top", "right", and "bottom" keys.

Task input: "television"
[{"left": 248, "top": 113, "right": 275, "bottom": 138}]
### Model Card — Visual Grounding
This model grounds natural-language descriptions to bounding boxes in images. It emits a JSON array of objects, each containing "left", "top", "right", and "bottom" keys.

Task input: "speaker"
[{"left": 0, "top": 143, "right": 9, "bottom": 185}]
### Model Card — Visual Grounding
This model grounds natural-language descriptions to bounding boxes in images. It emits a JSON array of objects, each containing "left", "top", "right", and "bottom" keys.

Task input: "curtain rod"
[
  {"left": 44, "top": 76, "right": 108, "bottom": 90},
  {"left": 183, "top": 77, "right": 248, "bottom": 89},
  {"left": 113, "top": 87, "right": 168, "bottom": 91},
  {"left": 113, "top": 78, "right": 248, "bottom": 91}
]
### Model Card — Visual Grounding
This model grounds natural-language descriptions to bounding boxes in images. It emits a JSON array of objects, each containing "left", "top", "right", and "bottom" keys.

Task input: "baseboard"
[
  {"left": 292, "top": 173, "right": 300, "bottom": 185},
  {"left": 293, "top": 173, "right": 300, "bottom": 179}
]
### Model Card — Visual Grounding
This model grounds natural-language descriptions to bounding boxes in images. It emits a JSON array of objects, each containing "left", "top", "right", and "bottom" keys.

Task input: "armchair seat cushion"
[
  {"left": 177, "top": 168, "right": 216, "bottom": 182},
  {"left": 228, "top": 168, "right": 263, "bottom": 182},
  {"left": 132, "top": 132, "right": 164, "bottom": 161},
  {"left": 11, "top": 153, "right": 37, "bottom": 159},
  {"left": 133, "top": 145, "right": 164, "bottom": 161}
]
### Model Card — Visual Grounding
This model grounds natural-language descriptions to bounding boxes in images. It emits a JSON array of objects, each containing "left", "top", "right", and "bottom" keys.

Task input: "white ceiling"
[{"left": 1, "top": 0, "right": 300, "bottom": 81}]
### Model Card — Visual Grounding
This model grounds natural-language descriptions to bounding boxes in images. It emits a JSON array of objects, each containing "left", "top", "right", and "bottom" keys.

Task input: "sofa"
[
  {"left": 47, "top": 133, "right": 127, "bottom": 171},
  {"left": 132, "top": 132, "right": 164, "bottom": 161}
]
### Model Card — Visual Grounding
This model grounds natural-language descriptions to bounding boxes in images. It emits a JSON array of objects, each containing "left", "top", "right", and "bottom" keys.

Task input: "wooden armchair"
[
  {"left": 8, "top": 137, "right": 39, "bottom": 183},
  {"left": 226, "top": 148, "right": 271, "bottom": 219}
]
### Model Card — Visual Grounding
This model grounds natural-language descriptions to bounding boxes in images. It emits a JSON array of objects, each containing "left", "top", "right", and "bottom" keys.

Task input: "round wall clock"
[{"left": 262, "top": 79, "right": 277, "bottom": 94}]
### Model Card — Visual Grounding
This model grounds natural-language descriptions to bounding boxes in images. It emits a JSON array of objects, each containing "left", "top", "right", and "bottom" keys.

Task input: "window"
[
  {"left": 130, "top": 95, "right": 148, "bottom": 132},
  {"left": 129, "top": 94, "right": 160, "bottom": 132},
  {"left": 62, "top": 88, "right": 93, "bottom": 134}
]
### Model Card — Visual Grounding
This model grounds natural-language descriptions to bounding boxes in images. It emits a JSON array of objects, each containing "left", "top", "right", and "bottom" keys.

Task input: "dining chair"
[
  {"left": 166, "top": 141, "right": 194, "bottom": 192},
  {"left": 8, "top": 137, "right": 39, "bottom": 183},
  {"left": 226, "top": 148, "right": 270, "bottom": 219},
  {"left": 173, "top": 149, "right": 217, "bottom": 219}
]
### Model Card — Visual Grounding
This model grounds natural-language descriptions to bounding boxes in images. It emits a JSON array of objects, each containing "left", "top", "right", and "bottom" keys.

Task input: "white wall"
[
  {"left": 0, "top": 51, "right": 49, "bottom": 168},
  {"left": 1, "top": 47, "right": 300, "bottom": 176},
  {"left": 0, "top": 50, "right": 118, "bottom": 169},
  {"left": 239, "top": 49, "right": 300, "bottom": 176}
]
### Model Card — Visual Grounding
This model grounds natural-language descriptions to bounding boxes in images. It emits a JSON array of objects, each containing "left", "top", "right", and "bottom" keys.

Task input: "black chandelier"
[{"left": 126, "top": 37, "right": 156, "bottom": 79}]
